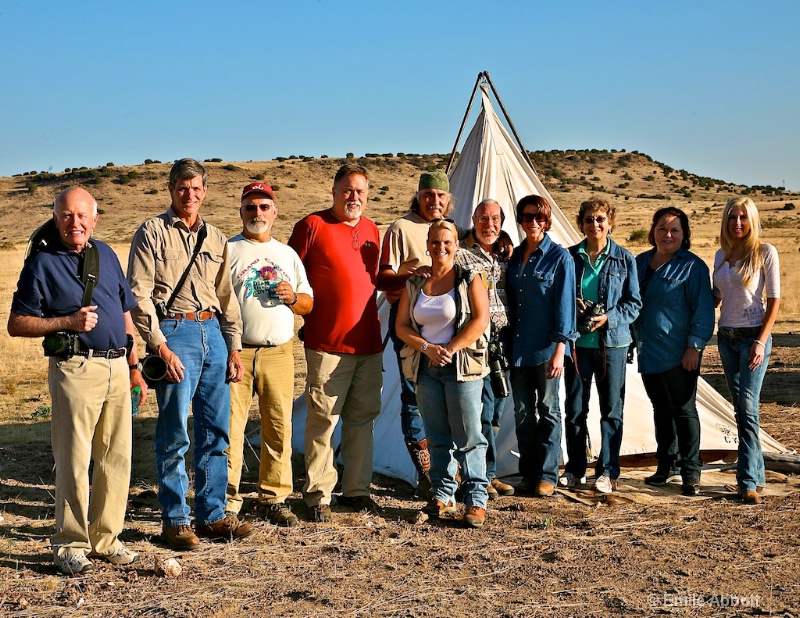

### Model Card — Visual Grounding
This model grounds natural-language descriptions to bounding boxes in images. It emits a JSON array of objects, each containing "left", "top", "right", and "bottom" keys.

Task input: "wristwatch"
[
  {"left": 286, "top": 293, "right": 298, "bottom": 307},
  {"left": 129, "top": 362, "right": 143, "bottom": 372},
  {"left": 421, "top": 341, "right": 429, "bottom": 352}
]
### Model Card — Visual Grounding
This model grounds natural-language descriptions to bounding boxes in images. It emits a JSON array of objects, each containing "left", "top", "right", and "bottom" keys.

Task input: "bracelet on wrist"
[{"left": 754, "top": 340, "right": 766, "bottom": 348}]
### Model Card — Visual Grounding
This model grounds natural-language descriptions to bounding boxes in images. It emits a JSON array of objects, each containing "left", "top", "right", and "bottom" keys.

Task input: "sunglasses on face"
[
  {"left": 583, "top": 215, "right": 607, "bottom": 224},
  {"left": 244, "top": 204, "right": 274, "bottom": 213},
  {"left": 520, "top": 213, "right": 547, "bottom": 223}
]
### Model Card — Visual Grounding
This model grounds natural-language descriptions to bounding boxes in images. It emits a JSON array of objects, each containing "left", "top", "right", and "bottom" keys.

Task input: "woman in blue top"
[
  {"left": 634, "top": 207, "right": 714, "bottom": 496},
  {"left": 506, "top": 195, "right": 577, "bottom": 497},
  {"left": 562, "top": 197, "right": 641, "bottom": 494}
]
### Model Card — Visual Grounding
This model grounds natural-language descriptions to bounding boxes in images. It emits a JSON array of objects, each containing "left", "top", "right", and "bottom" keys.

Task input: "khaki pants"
[
  {"left": 48, "top": 355, "right": 132, "bottom": 558},
  {"left": 303, "top": 350, "right": 382, "bottom": 507},
  {"left": 226, "top": 342, "right": 295, "bottom": 513}
]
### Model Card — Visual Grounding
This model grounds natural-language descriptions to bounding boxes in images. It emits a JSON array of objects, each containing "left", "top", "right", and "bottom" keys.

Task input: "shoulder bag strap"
[{"left": 161, "top": 224, "right": 208, "bottom": 315}]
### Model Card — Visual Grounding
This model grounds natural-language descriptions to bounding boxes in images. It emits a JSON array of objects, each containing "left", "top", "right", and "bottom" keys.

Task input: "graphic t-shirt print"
[{"left": 240, "top": 259, "right": 289, "bottom": 307}]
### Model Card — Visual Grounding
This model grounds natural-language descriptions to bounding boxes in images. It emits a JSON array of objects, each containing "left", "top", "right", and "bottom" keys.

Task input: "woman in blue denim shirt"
[
  {"left": 562, "top": 197, "right": 641, "bottom": 494},
  {"left": 713, "top": 197, "right": 780, "bottom": 504},
  {"left": 634, "top": 207, "right": 714, "bottom": 496},
  {"left": 506, "top": 195, "right": 577, "bottom": 497}
]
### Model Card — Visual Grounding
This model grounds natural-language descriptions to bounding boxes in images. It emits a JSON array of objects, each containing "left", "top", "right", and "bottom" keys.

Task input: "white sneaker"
[
  {"left": 557, "top": 472, "right": 586, "bottom": 488},
  {"left": 594, "top": 474, "right": 617, "bottom": 494},
  {"left": 55, "top": 553, "right": 93, "bottom": 575},
  {"left": 98, "top": 545, "right": 139, "bottom": 566}
]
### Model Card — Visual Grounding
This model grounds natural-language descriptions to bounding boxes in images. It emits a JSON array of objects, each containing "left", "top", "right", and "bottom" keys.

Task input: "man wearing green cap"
[{"left": 378, "top": 172, "right": 454, "bottom": 497}]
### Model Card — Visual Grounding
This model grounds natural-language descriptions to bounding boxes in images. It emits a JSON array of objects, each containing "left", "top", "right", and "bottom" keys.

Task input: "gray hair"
[{"left": 169, "top": 158, "right": 208, "bottom": 189}]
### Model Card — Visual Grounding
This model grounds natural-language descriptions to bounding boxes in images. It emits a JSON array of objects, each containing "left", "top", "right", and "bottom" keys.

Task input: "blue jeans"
[
  {"left": 564, "top": 346, "right": 627, "bottom": 479},
  {"left": 480, "top": 371, "right": 510, "bottom": 480},
  {"left": 416, "top": 358, "right": 488, "bottom": 508},
  {"left": 389, "top": 302, "right": 425, "bottom": 443},
  {"left": 718, "top": 332, "right": 771, "bottom": 492},
  {"left": 154, "top": 318, "right": 231, "bottom": 527},
  {"left": 641, "top": 364, "right": 702, "bottom": 480},
  {"left": 511, "top": 364, "right": 561, "bottom": 485}
]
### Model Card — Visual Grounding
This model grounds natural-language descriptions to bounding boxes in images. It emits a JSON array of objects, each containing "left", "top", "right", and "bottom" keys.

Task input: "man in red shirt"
[{"left": 288, "top": 163, "right": 382, "bottom": 522}]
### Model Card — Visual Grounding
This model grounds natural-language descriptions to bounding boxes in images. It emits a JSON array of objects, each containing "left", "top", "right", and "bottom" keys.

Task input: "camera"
[
  {"left": 577, "top": 299, "right": 605, "bottom": 334},
  {"left": 488, "top": 337, "right": 510, "bottom": 398},
  {"left": 141, "top": 353, "right": 168, "bottom": 386},
  {"left": 42, "top": 331, "right": 82, "bottom": 357}
]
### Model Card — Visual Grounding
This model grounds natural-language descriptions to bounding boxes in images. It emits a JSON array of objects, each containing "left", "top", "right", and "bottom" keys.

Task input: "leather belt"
[
  {"left": 718, "top": 326, "right": 761, "bottom": 339},
  {"left": 163, "top": 310, "right": 216, "bottom": 321},
  {"left": 242, "top": 342, "right": 278, "bottom": 349},
  {"left": 75, "top": 348, "right": 127, "bottom": 359}
]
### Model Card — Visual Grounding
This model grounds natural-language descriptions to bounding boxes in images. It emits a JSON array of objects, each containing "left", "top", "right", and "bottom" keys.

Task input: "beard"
[
  {"left": 245, "top": 219, "right": 271, "bottom": 235},
  {"left": 343, "top": 201, "right": 362, "bottom": 221}
]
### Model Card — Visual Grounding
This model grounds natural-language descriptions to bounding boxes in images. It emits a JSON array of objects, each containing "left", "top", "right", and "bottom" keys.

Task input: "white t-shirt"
[
  {"left": 413, "top": 289, "right": 456, "bottom": 344},
  {"left": 713, "top": 243, "right": 780, "bottom": 328},
  {"left": 228, "top": 234, "right": 314, "bottom": 346}
]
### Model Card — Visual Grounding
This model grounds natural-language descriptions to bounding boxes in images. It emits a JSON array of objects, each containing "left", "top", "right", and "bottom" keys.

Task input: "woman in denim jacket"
[
  {"left": 634, "top": 207, "right": 714, "bottom": 496},
  {"left": 562, "top": 197, "right": 641, "bottom": 494},
  {"left": 506, "top": 195, "right": 577, "bottom": 498},
  {"left": 713, "top": 197, "right": 780, "bottom": 504}
]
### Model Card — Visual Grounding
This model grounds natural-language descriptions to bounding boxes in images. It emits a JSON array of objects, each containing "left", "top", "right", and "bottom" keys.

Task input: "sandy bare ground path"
[{"left": 1, "top": 152, "right": 799, "bottom": 616}]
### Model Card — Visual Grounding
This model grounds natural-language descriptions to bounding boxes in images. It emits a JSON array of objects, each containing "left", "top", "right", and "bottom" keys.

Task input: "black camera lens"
[{"left": 43, "top": 333, "right": 72, "bottom": 355}]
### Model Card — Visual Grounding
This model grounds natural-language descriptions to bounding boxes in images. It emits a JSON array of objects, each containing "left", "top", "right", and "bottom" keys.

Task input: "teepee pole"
[
  {"left": 482, "top": 71, "right": 538, "bottom": 174},
  {"left": 445, "top": 72, "right": 485, "bottom": 174}
]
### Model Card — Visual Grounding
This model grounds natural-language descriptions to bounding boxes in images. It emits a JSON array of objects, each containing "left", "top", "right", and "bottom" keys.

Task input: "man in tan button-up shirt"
[{"left": 128, "top": 158, "right": 250, "bottom": 551}]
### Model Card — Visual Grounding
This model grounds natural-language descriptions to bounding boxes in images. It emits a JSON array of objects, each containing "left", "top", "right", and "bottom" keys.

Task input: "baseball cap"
[{"left": 241, "top": 182, "right": 275, "bottom": 200}]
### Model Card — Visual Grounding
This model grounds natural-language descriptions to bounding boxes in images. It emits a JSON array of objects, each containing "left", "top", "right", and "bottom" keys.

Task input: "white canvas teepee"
[{"left": 291, "top": 78, "right": 788, "bottom": 485}]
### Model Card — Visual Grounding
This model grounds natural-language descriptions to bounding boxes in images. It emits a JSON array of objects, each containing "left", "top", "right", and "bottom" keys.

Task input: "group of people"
[{"left": 7, "top": 158, "right": 780, "bottom": 574}]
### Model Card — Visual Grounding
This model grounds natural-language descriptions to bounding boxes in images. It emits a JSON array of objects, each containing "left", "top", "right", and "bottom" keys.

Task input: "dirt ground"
[{"left": 0, "top": 336, "right": 798, "bottom": 617}]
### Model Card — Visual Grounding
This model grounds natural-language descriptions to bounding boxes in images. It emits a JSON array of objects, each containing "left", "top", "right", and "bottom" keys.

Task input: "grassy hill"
[{"left": 2, "top": 149, "right": 798, "bottom": 318}]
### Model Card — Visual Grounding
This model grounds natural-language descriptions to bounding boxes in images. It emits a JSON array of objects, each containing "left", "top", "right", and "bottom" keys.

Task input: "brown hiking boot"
[
  {"left": 741, "top": 490, "right": 762, "bottom": 504},
  {"left": 536, "top": 481, "right": 556, "bottom": 497},
  {"left": 464, "top": 506, "right": 486, "bottom": 528},
  {"left": 487, "top": 482, "right": 499, "bottom": 501},
  {"left": 491, "top": 478, "right": 515, "bottom": 496},
  {"left": 196, "top": 514, "right": 254, "bottom": 542},
  {"left": 162, "top": 524, "right": 200, "bottom": 551},
  {"left": 265, "top": 502, "right": 299, "bottom": 527}
]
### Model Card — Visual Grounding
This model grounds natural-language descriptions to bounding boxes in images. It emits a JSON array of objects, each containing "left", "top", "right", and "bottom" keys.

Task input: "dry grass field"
[{"left": 1, "top": 152, "right": 799, "bottom": 617}]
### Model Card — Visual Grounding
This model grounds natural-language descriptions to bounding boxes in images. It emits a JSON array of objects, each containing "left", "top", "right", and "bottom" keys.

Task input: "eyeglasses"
[
  {"left": 477, "top": 215, "right": 502, "bottom": 224},
  {"left": 520, "top": 213, "right": 547, "bottom": 224},
  {"left": 244, "top": 204, "right": 274, "bottom": 213},
  {"left": 583, "top": 215, "right": 607, "bottom": 224}
]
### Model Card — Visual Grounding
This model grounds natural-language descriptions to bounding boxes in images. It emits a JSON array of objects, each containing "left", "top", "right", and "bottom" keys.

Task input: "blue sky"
[{"left": 1, "top": 1, "right": 798, "bottom": 189}]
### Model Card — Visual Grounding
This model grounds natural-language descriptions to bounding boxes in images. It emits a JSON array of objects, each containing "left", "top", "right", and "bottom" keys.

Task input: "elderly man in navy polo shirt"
[{"left": 8, "top": 186, "right": 147, "bottom": 575}]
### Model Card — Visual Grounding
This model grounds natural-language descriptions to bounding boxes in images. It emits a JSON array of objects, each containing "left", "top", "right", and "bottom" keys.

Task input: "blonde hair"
[
  {"left": 718, "top": 197, "right": 764, "bottom": 287},
  {"left": 427, "top": 219, "right": 459, "bottom": 242}
]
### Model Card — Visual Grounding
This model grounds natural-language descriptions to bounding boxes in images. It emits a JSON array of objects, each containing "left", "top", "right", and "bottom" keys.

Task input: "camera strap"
[
  {"left": 80, "top": 242, "right": 99, "bottom": 308},
  {"left": 25, "top": 218, "right": 100, "bottom": 308},
  {"left": 159, "top": 223, "right": 208, "bottom": 317}
]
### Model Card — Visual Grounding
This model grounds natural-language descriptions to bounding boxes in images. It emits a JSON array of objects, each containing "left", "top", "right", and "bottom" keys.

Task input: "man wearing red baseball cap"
[{"left": 226, "top": 182, "right": 314, "bottom": 527}]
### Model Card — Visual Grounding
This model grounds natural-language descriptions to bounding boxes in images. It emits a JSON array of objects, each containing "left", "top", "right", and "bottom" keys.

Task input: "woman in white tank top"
[
  {"left": 396, "top": 220, "right": 491, "bottom": 528},
  {"left": 712, "top": 197, "right": 781, "bottom": 504}
]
